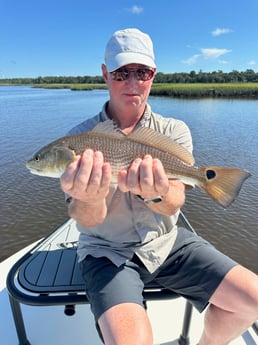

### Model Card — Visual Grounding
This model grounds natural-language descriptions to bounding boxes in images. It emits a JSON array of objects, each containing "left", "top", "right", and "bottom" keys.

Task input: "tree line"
[{"left": 1, "top": 69, "right": 258, "bottom": 85}]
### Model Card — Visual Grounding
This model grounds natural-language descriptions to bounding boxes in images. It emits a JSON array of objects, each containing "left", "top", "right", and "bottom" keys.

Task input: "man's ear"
[{"left": 102, "top": 64, "right": 108, "bottom": 82}]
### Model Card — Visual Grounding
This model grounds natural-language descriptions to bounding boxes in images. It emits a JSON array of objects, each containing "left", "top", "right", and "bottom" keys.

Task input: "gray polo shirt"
[{"left": 68, "top": 103, "right": 193, "bottom": 273}]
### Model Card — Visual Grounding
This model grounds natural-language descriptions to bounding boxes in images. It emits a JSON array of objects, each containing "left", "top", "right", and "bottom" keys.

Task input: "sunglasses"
[{"left": 110, "top": 68, "right": 155, "bottom": 81}]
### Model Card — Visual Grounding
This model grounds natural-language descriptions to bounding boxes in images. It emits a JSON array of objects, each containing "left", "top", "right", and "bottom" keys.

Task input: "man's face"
[{"left": 102, "top": 63, "right": 155, "bottom": 112}]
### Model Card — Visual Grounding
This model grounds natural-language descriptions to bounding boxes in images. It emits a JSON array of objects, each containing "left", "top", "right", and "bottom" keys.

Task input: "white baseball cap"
[{"left": 104, "top": 28, "right": 156, "bottom": 72}]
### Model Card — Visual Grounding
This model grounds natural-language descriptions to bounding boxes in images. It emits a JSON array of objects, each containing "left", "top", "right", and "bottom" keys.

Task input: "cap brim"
[{"left": 106, "top": 52, "right": 156, "bottom": 72}]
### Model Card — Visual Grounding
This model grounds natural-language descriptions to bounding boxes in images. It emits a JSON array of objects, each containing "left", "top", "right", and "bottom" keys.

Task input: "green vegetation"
[
  {"left": 34, "top": 83, "right": 108, "bottom": 91},
  {"left": 1, "top": 69, "right": 258, "bottom": 85},
  {"left": 150, "top": 83, "right": 258, "bottom": 98},
  {"left": 30, "top": 82, "right": 258, "bottom": 98},
  {"left": 1, "top": 69, "right": 258, "bottom": 98}
]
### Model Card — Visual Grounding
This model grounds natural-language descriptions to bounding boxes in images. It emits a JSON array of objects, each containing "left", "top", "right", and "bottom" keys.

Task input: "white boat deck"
[{"left": 1, "top": 238, "right": 257, "bottom": 345}]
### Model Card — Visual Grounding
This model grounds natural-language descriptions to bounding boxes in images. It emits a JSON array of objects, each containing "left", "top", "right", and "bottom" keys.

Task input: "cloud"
[
  {"left": 211, "top": 28, "right": 233, "bottom": 36},
  {"left": 218, "top": 60, "right": 229, "bottom": 65},
  {"left": 248, "top": 60, "right": 256, "bottom": 66},
  {"left": 182, "top": 54, "right": 201, "bottom": 65},
  {"left": 182, "top": 48, "right": 231, "bottom": 65},
  {"left": 129, "top": 5, "right": 143, "bottom": 14},
  {"left": 201, "top": 48, "right": 232, "bottom": 59}
]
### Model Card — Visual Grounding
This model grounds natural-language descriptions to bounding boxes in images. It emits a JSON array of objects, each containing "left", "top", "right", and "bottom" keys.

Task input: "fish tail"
[{"left": 199, "top": 166, "right": 251, "bottom": 208}]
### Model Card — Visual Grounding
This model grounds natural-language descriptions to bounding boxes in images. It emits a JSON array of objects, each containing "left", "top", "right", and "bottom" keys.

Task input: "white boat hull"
[{"left": 1, "top": 237, "right": 257, "bottom": 345}]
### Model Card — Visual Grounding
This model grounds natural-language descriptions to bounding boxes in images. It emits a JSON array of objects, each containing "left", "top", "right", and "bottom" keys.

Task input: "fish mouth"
[
  {"left": 27, "top": 167, "right": 41, "bottom": 174},
  {"left": 26, "top": 162, "right": 43, "bottom": 174},
  {"left": 26, "top": 162, "right": 36, "bottom": 171}
]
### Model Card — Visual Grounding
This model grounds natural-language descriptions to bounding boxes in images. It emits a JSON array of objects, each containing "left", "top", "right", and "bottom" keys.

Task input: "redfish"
[{"left": 26, "top": 120, "right": 250, "bottom": 208}]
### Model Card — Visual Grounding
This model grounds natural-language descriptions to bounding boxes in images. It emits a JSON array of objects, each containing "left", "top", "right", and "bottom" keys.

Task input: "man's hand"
[
  {"left": 60, "top": 149, "right": 112, "bottom": 227},
  {"left": 60, "top": 149, "right": 112, "bottom": 204},
  {"left": 118, "top": 155, "right": 169, "bottom": 199},
  {"left": 118, "top": 154, "right": 185, "bottom": 216}
]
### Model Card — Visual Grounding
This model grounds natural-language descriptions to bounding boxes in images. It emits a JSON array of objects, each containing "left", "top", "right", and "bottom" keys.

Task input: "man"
[{"left": 60, "top": 28, "right": 258, "bottom": 345}]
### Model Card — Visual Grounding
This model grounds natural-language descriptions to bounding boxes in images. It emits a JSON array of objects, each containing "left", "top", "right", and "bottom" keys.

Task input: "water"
[{"left": 1, "top": 86, "right": 257, "bottom": 273}]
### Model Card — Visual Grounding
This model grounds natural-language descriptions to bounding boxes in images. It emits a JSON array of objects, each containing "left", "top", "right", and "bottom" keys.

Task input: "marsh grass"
[
  {"left": 33, "top": 83, "right": 108, "bottom": 91},
  {"left": 150, "top": 83, "right": 258, "bottom": 98},
  {"left": 33, "top": 83, "right": 258, "bottom": 98}
]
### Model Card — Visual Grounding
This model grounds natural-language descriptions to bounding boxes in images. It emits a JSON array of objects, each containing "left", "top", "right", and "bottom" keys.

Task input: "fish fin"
[
  {"left": 127, "top": 127, "right": 195, "bottom": 165},
  {"left": 91, "top": 120, "right": 126, "bottom": 136},
  {"left": 199, "top": 166, "right": 251, "bottom": 208}
]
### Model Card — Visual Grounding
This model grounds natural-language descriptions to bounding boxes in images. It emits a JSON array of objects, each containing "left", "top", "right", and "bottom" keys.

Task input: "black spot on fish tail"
[{"left": 206, "top": 169, "right": 216, "bottom": 180}]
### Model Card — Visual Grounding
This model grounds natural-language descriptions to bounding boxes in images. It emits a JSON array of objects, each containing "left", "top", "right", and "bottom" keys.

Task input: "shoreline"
[
  {"left": 1, "top": 83, "right": 258, "bottom": 98},
  {"left": 33, "top": 83, "right": 258, "bottom": 98}
]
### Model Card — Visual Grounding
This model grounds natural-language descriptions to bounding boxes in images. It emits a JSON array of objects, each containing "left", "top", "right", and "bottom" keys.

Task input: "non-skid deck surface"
[{"left": 18, "top": 219, "right": 85, "bottom": 293}]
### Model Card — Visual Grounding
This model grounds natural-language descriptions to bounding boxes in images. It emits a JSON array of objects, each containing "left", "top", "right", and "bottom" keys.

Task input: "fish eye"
[{"left": 34, "top": 154, "right": 40, "bottom": 161}]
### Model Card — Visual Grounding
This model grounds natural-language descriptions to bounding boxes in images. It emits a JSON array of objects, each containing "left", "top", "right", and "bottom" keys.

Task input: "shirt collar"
[{"left": 100, "top": 102, "right": 152, "bottom": 127}]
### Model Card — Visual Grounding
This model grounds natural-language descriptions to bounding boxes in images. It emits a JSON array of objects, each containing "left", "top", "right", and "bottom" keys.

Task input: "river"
[{"left": 1, "top": 86, "right": 257, "bottom": 273}]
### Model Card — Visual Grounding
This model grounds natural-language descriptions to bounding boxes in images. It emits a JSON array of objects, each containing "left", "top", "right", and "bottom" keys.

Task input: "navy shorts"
[{"left": 80, "top": 227, "right": 237, "bottom": 323}]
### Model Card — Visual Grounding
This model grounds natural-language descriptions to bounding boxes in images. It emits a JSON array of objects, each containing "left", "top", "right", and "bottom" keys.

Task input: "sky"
[{"left": 1, "top": 0, "right": 258, "bottom": 78}]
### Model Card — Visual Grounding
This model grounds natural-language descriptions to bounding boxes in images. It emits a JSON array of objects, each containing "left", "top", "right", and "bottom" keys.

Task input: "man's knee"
[
  {"left": 98, "top": 303, "right": 153, "bottom": 345},
  {"left": 210, "top": 265, "right": 258, "bottom": 316}
]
